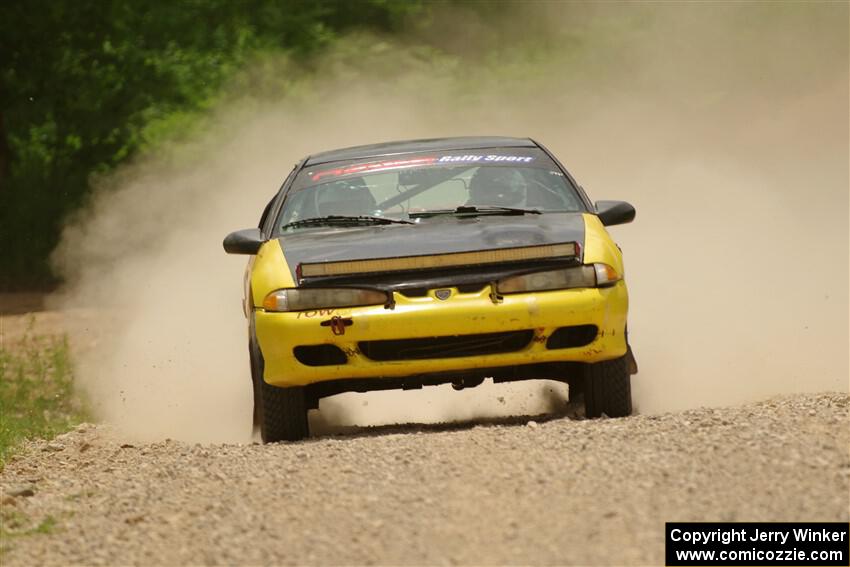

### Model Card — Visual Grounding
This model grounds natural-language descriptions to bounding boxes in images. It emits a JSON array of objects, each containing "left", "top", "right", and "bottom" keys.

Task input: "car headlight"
[
  {"left": 262, "top": 288, "right": 389, "bottom": 312},
  {"left": 592, "top": 263, "right": 621, "bottom": 287},
  {"left": 496, "top": 264, "right": 620, "bottom": 294}
]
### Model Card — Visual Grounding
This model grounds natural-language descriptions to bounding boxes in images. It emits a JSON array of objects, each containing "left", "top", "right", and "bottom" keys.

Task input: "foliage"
[
  {"left": 0, "top": 0, "right": 423, "bottom": 289},
  {"left": 0, "top": 327, "right": 88, "bottom": 467}
]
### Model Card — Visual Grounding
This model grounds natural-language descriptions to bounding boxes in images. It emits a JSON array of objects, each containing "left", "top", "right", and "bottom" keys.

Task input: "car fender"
[
  {"left": 250, "top": 239, "right": 296, "bottom": 310},
  {"left": 581, "top": 213, "right": 625, "bottom": 276}
]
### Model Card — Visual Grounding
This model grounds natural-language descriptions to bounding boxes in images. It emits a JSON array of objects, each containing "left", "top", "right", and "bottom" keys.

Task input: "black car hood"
[{"left": 277, "top": 212, "right": 586, "bottom": 285}]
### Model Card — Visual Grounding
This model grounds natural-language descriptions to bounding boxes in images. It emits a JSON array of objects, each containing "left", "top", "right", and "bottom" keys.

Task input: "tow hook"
[
  {"left": 321, "top": 316, "right": 353, "bottom": 336},
  {"left": 489, "top": 282, "right": 503, "bottom": 304},
  {"left": 451, "top": 376, "right": 485, "bottom": 391}
]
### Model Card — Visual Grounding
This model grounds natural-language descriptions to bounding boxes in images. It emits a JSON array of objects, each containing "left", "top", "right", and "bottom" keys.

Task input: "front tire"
[
  {"left": 249, "top": 322, "right": 309, "bottom": 442},
  {"left": 258, "top": 380, "right": 309, "bottom": 443},
  {"left": 582, "top": 355, "right": 632, "bottom": 418}
]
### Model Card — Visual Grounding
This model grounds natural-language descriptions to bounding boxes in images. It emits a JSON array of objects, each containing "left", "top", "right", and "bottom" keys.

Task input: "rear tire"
[
  {"left": 582, "top": 355, "right": 632, "bottom": 418},
  {"left": 249, "top": 321, "right": 309, "bottom": 442}
]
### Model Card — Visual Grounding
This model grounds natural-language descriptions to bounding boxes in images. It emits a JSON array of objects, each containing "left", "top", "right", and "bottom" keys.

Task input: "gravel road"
[{"left": 1, "top": 392, "right": 848, "bottom": 566}]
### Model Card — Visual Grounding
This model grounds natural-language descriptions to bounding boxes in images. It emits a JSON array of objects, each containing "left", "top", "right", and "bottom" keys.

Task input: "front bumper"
[{"left": 255, "top": 281, "right": 628, "bottom": 387}]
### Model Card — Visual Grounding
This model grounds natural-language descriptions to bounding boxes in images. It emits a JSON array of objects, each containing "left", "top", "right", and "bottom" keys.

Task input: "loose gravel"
[{"left": 1, "top": 392, "right": 848, "bottom": 566}]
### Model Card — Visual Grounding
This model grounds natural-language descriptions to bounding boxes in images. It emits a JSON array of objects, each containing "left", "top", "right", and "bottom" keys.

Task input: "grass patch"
[
  {"left": 0, "top": 509, "right": 59, "bottom": 556},
  {"left": 32, "top": 515, "right": 58, "bottom": 535},
  {"left": 0, "top": 326, "right": 89, "bottom": 468},
  {"left": 0, "top": 509, "right": 57, "bottom": 536}
]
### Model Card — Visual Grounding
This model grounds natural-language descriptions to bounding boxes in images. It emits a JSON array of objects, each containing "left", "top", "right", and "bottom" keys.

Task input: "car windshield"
[{"left": 276, "top": 148, "right": 586, "bottom": 232}]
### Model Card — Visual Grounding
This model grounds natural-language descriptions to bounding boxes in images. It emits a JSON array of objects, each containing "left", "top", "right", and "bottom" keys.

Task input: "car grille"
[
  {"left": 359, "top": 330, "right": 534, "bottom": 361},
  {"left": 545, "top": 325, "right": 598, "bottom": 349},
  {"left": 398, "top": 284, "right": 487, "bottom": 298},
  {"left": 294, "top": 344, "right": 348, "bottom": 366}
]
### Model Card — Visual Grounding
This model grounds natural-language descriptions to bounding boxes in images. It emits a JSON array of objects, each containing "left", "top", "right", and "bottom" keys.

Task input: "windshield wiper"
[
  {"left": 281, "top": 215, "right": 413, "bottom": 231},
  {"left": 408, "top": 206, "right": 543, "bottom": 219}
]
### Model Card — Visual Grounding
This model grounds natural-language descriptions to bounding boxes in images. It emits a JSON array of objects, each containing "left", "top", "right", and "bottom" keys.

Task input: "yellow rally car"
[{"left": 224, "top": 137, "right": 637, "bottom": 442}]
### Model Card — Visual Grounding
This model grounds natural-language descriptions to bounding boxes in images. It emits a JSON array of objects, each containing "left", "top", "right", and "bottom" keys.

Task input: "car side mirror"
[
  {"left": 223, "top": 228, "right": 265, "bottom": 255},
  {"left": 595, "top": 200, "right": 636, "bottom": 227}
]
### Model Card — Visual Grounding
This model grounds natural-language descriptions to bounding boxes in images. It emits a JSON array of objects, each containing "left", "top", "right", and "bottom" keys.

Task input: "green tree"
[{"left": 0, "top": 0, "right": 421, "bottom": 289}]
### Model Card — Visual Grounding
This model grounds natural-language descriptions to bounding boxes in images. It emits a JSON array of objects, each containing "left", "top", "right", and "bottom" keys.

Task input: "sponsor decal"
[
  {"left": 437, "top": 154, "right": 535, "bottom": 164},
  {"left": 309, "top": 154, "right": 536, "bottom": 182},
  {"left": 311, "top": 156, "right": 437, "bottom": 181}
]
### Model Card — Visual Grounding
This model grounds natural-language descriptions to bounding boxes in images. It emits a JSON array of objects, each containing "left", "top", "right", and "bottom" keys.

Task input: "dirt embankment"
[{"left": 1, "top": 393, "right": 847, "bottom": 566}]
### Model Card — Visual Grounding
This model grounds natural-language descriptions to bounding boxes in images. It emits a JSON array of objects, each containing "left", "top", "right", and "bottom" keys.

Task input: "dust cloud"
[{"left": 51, "top": 4, "right": 848, "bottom": 442}]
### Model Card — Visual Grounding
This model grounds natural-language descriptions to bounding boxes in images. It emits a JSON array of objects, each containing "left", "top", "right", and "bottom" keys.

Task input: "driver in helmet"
[
  {"left": 317, "top": 177, "right": 376, "bottom": 216},
  {"left": 466, "top": 166, "right": 527, "bottom": 207}
]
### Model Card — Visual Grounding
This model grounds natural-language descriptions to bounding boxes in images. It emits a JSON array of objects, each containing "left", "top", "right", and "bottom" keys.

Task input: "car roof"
[{"left": 304, "top": 136, "right": 538, "bottom": 166}]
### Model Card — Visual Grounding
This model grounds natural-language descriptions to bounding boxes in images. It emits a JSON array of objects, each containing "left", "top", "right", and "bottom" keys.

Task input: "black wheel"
[
  {"left": 258, "top": 380, "right": 309, "bottom": 442},
  {"left": 249, "top": 320, "right": 309, "bottom": 442},
  {"left": 582, "top": 354, "right": 632, "bottom": 418}
]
